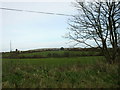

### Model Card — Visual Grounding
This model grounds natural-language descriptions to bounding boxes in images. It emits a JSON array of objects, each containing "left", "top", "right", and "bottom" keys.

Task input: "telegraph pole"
[{"left": 10, "top": 40, "right": 12, "bottom": 52}]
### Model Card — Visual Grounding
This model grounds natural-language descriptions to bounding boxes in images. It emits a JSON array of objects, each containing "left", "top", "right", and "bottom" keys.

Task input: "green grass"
[
  {"left": 2, "top": 56, "right": 119, "bottom": 88},
  {"left": 19, "top": 50, "right": 100, "bottom": 56},
  {"left": 2, "top": 50, "right": 101, "bottom": 58}
]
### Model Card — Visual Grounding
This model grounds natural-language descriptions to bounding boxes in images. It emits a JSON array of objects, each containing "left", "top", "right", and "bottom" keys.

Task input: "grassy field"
[
  {"left": 2, "top": 56, "right": 119, "bottom": 88},
  {"left": 2, "top": 50, "right": 102, "bottom": 59}
]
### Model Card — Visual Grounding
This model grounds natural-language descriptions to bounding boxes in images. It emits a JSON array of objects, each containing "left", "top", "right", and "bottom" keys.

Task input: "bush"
[
  {"left": 47, "top": 53, "right": 52, "bottom": 57},
  {"left": 60, "top": 47, "right": 64, "bottom": 50},
  {"left": 63, "top": 52, "right": 70, "bottom": 57},
  {"left": 52, "top": 53, "right": 60, "bottom": 57}
]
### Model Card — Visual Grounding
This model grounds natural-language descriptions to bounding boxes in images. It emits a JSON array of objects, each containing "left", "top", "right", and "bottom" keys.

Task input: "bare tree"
[{"left": 67, "top": 0, "right": 120, "bottom": 64}]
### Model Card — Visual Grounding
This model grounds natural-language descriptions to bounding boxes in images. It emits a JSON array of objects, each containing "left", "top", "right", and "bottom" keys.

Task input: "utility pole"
[{"left": 10, "top": 40, "right": 12, "bottom": 52}]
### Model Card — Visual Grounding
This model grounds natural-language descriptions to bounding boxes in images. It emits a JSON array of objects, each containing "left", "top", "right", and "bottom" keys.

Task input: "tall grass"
[{"left": 2, "top": 56, "right": 119, "bottom": 88}]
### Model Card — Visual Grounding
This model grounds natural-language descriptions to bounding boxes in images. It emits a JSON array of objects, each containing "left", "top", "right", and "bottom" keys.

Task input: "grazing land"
[
  {"left": 2, "top": 49, "right": 119, "bottom": 88},
  {"left": 2, "top": 48, "right": 102, "bottom": 59}
]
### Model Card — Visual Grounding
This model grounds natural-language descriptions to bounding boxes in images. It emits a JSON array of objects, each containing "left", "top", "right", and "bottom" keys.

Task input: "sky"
[{"left": 1, "top": 1, "right": 78, "bottom": 52}]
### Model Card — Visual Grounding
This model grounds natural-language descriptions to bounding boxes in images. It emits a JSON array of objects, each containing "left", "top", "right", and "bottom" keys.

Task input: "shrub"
[
  {"left": 60, "top": 47, "right": 64, "bottom": 50},
  {"left": 47, "top": 53, "right": 51, "bottom": 57},
  {"left": 63, "top": 52, "right": 70, "bottom": 57},
  {"left": 52, "top": 53, "right": 60, "bottom": 57}
]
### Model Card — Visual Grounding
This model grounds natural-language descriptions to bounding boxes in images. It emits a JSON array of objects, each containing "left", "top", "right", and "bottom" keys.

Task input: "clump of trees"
[
  {"left": 67, "top": 0, "right": 120, "bottom": 64},
  {"left": 60, "top": 47, "right": 64, "bottom": 50}
]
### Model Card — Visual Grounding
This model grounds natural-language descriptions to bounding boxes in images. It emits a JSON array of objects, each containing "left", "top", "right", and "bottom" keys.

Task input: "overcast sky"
[{"left": 1, "top": 1, "right": 78, "bottom": 52}]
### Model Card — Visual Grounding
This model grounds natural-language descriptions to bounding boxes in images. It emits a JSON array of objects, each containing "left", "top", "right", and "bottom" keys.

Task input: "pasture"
[
  {"left": 2, "top": 56, "right": 119, "bottom": 88},
  {"left": 2, "top": 50, "right": 102, "bottom": 58}
]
